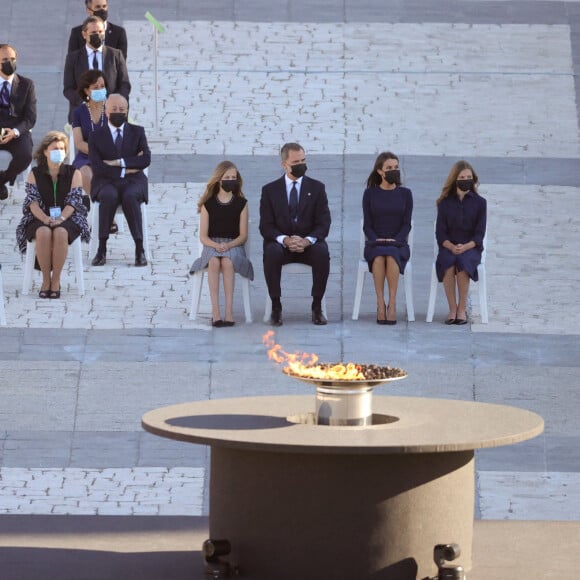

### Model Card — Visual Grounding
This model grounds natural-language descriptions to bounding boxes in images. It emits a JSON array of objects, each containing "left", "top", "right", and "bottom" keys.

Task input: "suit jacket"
[
  {"left": 0, "top": 74, "right": 36, "bottom": 134},
  {"left": 259, "top": 175, "right": 331, "bottom": 244},
  {"left": 68, "top": 21, "right": 128, "bottom": 60},
  {"left": 88, "top": 122, "right": 151, "bottom": 202},
  {"left": 63, "top": 45, "right": 131, "bottom": 115}
]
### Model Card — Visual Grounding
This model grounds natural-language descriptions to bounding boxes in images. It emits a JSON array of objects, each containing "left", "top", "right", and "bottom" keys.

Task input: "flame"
[{"left": 262, "top": 331, "right": 365, "bottom": 380}]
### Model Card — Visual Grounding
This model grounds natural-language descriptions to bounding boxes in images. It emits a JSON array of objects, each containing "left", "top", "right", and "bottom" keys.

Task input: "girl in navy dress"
[
  {"left": 190, "top": 161, "right": 254, "bottom": 327},
  {"left": 362, "top": 152, "right": 413, "bottom": 324},
  {"left": 436, "top": 160, "right": 487, "bottom": 325}
]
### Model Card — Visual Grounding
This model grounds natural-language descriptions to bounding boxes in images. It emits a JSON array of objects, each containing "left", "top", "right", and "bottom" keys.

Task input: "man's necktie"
[
  {"left": 92, "top": 51, "right": 99, "bottom": 69},
  {"left": 289, "top": 182, "right": 298, "bottom": 221},
  {"left": 0, "top": 81, "right": 9, "bottom": 108},
  {"left": 115, "top": 128, "right": 123, "bottom": 156}
]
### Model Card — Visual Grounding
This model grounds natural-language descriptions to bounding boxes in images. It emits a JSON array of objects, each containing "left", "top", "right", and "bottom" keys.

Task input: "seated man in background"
[
  {"left": 0, "top": 44, "right": 36, "bottom": 201},
  {"left": 89, "top": 94, "right": 150, "bottom": 267},
  {"left": 68, "top": 0, "right": 128, "bottom": 61},
  {"left": 63, "top": 15, "right": 130, "bottom": 123}
]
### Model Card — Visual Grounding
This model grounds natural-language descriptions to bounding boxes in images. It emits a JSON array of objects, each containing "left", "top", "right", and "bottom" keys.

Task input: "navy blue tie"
[
  {"left": 289, "top": 182, "right": 298, "bottom": 221},
  {"left": 0, "top": 81, "right": 9, "bottom": 108},
  {"left": 92, "top": 51, "right": 99, "bottom": 69},
  {"left": 115, "top": 128, "right": 123, "bottom": 156}
]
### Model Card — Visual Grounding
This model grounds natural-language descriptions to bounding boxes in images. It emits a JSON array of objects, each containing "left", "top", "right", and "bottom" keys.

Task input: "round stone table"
[{"left": 142, "top": 395, "right": 543, "bottom": 580}]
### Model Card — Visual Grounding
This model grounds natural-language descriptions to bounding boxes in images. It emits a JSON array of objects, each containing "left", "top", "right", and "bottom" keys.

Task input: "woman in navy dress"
[
  {"left": 71, "top": 69, "right": 107, "bottom": 210},
  {"left": 436, "top": 160, "right": 487, "bottom": 325},
  {"left": 189, "top": 161, "right": 254, "bottom": 327},
  {"left": 362, "top": 151, "right": 413, "bottom": 325}
]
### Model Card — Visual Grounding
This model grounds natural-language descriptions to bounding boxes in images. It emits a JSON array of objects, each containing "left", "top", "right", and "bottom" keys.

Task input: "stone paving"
[{"left": 1, "top": 0, "right": 580, "bottom": 548}]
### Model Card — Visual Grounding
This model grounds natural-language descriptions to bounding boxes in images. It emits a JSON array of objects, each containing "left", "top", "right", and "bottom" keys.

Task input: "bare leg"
[
  {"left": 222, "top": 258, "right": 235, "bottom": 323},
  {"left": 207, "top": 257, "right": 221, "bottom": 322},
  {"left": 385, "top": 256, "right": 399, "bottom": 321},
  {"left": 371, "top": 257, "right": 387, "bottom": 320},
  {"left": 50, "top": 227, "right": 69, "bottom": 291},
  {"left": 34, "top": 226, "right": 53, "bottom": 291},
  {"left": 456, "top": 271, "right": 470, "bottom": 321},
  {"left": 442, "top": 266, "right": 458, "bottom": 320},
  {"left": 80, "top": 165, "right": 92, "bottom": 197}
]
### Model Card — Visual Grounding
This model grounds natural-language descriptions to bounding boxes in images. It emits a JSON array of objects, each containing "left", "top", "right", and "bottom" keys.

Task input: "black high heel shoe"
[
  {"left": 377, "top": 303, "right": 388, "bottom": 325},
  {"left": 385, "top": 304, "right": 397, "bottom": 325}
]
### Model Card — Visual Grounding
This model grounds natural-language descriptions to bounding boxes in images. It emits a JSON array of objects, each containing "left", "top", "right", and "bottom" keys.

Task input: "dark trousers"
[
  {"left": 263, "top": 240, "right": 330, "bottom": 300},
  {"left": 0, "top": 131, "right": 33, "bottom": 185},
  {"left": 95, "top": 178, "right": 144, "bottom": 242}
]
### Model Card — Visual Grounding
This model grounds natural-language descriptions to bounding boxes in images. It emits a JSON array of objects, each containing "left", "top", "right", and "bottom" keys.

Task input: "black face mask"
[
  {"left": 93, "top": 9, "right": 108, "bottom": 21},
  {"left": 384, "top": 169, "right": 401, "bottom": 185},
  {"left": 290, "top": 163, "right": 307, "bottom": 178},
  {"left": 89, "top": 33, "right": 103, "bottom": 49},
  {"left": 221, "top": 180, "right": 239, "bottom": 194},
  {"left": 108, "top": 112, "right": 127, "bottom": 127},
  {"left": 1, "top": 60, "right": 16, "bottom": 76},
  {"left": 456, "top": 179, "right": 474, "bottom": 192}
]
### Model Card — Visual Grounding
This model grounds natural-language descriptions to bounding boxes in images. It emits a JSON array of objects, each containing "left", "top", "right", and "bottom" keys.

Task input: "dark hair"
[
  {"left": 76, "top": 69, "right": 105, "bottom": 101},
  {"left": 366, "top": 151, "right": 399, "bottom": 188},
  {"left": 0, "top": 44, "right": 17, "bottom": 56},
  {"left": 280, "top": 142, "right": 304, "bottom": 162},
  {"left": 82, "top": 15, "right": 104, "bottom": 31}
]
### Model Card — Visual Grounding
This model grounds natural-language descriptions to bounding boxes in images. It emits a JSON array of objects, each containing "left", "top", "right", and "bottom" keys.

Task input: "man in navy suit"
[
  {"left": 260, "top": 142, "right": 331, "bottom": 326},
  {"left": 68, "top": 0, "right": 128, "bottom": 61},
  {"left": 89, "top": 94, "right": 150, "bottom": 267},
  {"left": 0, "top": 44, "right": 36, "bottom": 201},
  {"left": 63, "top": 15, "right": 130, "bottom": 122}
]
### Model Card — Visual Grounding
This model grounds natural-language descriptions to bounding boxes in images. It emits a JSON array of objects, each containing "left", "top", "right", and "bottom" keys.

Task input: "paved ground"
[{"left": 1, "top": 0, "right": 580, "bottom": 577}]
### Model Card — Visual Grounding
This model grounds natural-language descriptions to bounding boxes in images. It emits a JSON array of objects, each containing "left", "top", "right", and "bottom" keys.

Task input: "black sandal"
[
  {"left": 49, "top": 288, "right": 61, "bottom": 299},
  {"left": 38, "top": 289, "right": 50, "bottom": 299}
]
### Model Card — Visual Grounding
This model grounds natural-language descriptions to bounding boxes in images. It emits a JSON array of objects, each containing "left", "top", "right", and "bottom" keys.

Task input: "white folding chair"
[
  {"left": 263, "top": 262, "right": 327, "bottom": 323},
  {"left": 88, "top": 201, "right": 150, "bottom": 261},
  {"left": 22, "top": 237, "right": 85, "bottom": 296},
  {"left": 0, "top": 265, "right": 7, "bottom": 326},
  {"left": 189, "top": 234, "right": 253, "bottom": 323},
  {"left": 352, "top": 219, "right": 415, "bottom": 321},
  {"left": 426, "top": 228, "right": 488, "bottom": 323}
]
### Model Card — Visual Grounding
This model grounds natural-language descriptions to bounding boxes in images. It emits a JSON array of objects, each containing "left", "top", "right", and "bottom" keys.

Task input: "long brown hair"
[
  {"left": 34, "top": 131, "right": 69, "bottom": 171},
  {"left": 197, "top": 161, "right": 245, "bottom": 213},
  {"left": 366, "top": 151, "right": 399, "bottom": 188},
  {"left": 437, "top": 160, "right": 479, "bottom": 205}
]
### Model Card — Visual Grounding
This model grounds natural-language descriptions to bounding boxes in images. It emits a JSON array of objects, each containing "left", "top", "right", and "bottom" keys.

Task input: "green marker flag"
[{"left": 145, "top": 11, "right": 165, "bottom": 33}]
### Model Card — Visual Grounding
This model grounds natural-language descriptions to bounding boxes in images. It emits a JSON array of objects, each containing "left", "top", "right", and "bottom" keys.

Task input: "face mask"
[
  {"left": 221, "top": 180, "right": 239, "bottom": 194},
  {"left": 49, "top": 149, "right": 66, "bottom": 165},
  {"left": 90, "top": 88, "right": 107, "bottom": 102},
  {"left": 290, "top": 163, "right": 307, "bottom": 178},
  {"left": 456, "top": 179, "right": 474, "bottom": 192},
  {"left": 108, "top": 112, "right": 126, "bottom": 127},
  {"left": 384, "top": 169, "right": 401, "bottom": 185},
  {"left": 1, "top": 60, "right": 16, "bottom": 76},
  {"left": 89, "top": 33, "right": 103, "bottom": 49},
  {"left": 93, "top": 9, "right": 108, "bottom": 21}
]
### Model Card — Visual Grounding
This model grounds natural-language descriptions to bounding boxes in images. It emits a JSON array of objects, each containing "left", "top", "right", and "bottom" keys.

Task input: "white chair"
[
  {"left": 88, "top": 200, "right": 150, "bottom": 261},
  {"left": 263, "top": 263, "right": 328, "bottom": 323},
  {"left": 22, "top": 237, "right": 85, "bottom": 296},
  {"left": 189, "top": 234, "right": 253, "bottom": 323},
  {"left": 352, "top": 219, "right": 415, "bottom": 322},
  {"left": 0, "top": 265, "right": 7, "bottom": 326},
  {"left": 426, "top": 229, "right": 488, "bottom": 323}
]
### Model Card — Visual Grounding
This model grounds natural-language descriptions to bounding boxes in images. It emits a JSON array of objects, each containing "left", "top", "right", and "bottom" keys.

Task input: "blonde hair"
[
  {"left": 34, "top": 131, "right": 69, "bottom": 170},
  {"left": 436, "top": 160, "right": 479, "bottom": 205},
  {"left": 197, "top": 161, "right": 244, "bottom": 213}
]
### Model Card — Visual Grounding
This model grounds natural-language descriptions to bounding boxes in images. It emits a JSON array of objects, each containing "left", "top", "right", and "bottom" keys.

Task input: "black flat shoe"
[
  {"left": 270, "top": 308, "right": 283, "bottom": 326},
  {"left": 455, "top": 318, "right": 468, "bottom": 325},
  {"left": 445, "top": 318, "right": 457, "bottom": 325},
  {"left": 135, "top": 250, "right": 148, "bottom": 267},
  {"left": 312, "top": 308, "right": 327, "bottom": 326},
  {"left": 223, "top": 321, "right": 235, "bottom": 327},
  {"left": 212, "top": 319, "right": 224, "bottom": 327},
  {"left": 91, "top": 251, "right": 106, "bottom": 266}
]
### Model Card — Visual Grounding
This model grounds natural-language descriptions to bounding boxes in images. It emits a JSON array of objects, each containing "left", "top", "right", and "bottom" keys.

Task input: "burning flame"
[{"left": 262, "top": 331, "right": 365, "bottom": 380}]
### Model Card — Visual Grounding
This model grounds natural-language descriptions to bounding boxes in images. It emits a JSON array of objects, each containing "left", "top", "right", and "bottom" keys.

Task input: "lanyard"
[{"left": 52, "top": 178, "right": 58, "bottom": 207}]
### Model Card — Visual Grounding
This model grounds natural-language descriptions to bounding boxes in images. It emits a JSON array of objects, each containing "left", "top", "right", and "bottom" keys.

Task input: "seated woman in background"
[
  {"left": 189, "top": 161, "right": 254, "bottom": 327},
  {"left": 435, "top": 160, "right": 487, "bottom": 325},
  {"left": 362, "top": 151, "right": 413, "bottom": 325},
  {"left": 16, "top": 131, "right": 90, "bottom": 299}
]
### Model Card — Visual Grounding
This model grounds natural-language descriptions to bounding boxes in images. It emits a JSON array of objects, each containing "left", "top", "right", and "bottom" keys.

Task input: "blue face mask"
[
  {"left": 49, "top": 149, "right": 66, "bottom": 165},
  {"left": 91, "top": 88, "right": 107, "bottom": 102}
]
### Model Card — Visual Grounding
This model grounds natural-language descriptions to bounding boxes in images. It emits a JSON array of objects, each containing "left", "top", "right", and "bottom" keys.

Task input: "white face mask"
[{"left": 49, "top": 149, "right": 66, "bottom": 165}]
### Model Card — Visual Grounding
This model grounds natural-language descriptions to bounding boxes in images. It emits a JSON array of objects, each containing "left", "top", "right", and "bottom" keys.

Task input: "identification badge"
[{"left": 50, "top": 207, "right": 62, "bottom": 219}]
